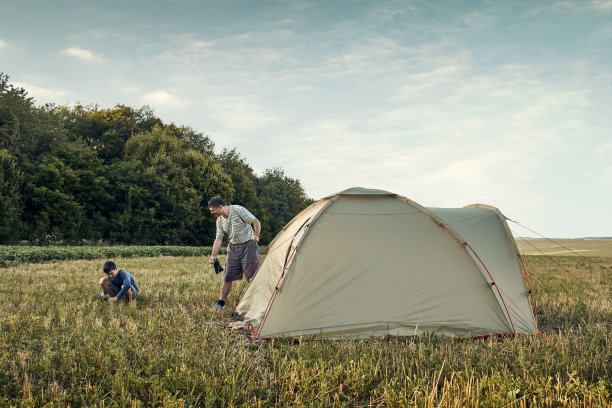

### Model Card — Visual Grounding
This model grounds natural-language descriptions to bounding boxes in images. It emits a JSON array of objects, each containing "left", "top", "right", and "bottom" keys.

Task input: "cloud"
[
  {"left": 106, "top": 78, "right": 139, "bottom": 95},
  {"left": 149, "top": 32, "right": 298, "bottom": 76},
  {"left": 57, "top": 1, "right": 604, "bottom": 235},
  {"left": 604, "top": 166, "right": 612, "bottom": 185},
  {"left": 13, "top": 82, "right": 72, "bottom": 103},
  {"left": 61, "top": 47, "right": 103, "bottom": 62},
  {"left": 0, "top": 39, "right": 6, "bottom": 50},
  {"left": 595, "top": 144, "right": 612, "bottom": 155},
  {"left": 460, "top": 11, "right": 498, "bottom": 29},
  {"left": 526, "top": 0, "right": 611, "bottom": 16},
  {"left": 241, "top": 49, "right": 596, "bottom": 205},
  {"left": 140, "top": 89, "right": 189, "bottom": 108}
]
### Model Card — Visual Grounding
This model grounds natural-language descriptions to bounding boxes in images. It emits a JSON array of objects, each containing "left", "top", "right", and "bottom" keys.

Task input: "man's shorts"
[{"left": 224, "top": 240, "right": 260, "bottom": 283}]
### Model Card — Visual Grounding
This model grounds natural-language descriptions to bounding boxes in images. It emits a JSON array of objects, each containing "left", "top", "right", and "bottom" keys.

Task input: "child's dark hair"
[
  {"left": 208, "top": 196, "right": 226, "bottom": 208},
  {"left": 103, "top": 261, "right": 117, "bottom": 274}
]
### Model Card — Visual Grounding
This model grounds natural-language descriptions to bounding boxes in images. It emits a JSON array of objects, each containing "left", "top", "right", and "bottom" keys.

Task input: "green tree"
[
  {"left": 54, "top": 103, "right": 163, "bottom": 163},
  {"left": 0, "top": 73, "right": 66, "bottom": 163},
  {"left": 256, "top": 167, "right": 313, "bottom": 243},
  {"left": 165, "top": 124, "right": 216, "bottom": 157},
  {"left": 112, "top": 126, "right": 233, "bottom": 244},
  {"left": 23, "top": 142, "right": 111, "bottom": 242},
  {"left": 0, "top": 150, "right": 24, "bottom": 243},
  {"left": 1, "top": 75, "right": 315, "bottom": 245}
]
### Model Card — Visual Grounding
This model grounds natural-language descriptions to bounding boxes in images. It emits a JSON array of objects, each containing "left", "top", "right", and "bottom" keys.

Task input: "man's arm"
[
  {"left": 251, "top": 219, "right": 261, "bottom": 243},
  {"left": 113, "top": 271, "right": 130, "bottom": 300},
  {"left": 209, "top": 237, "right": 223, "bottom": 263}
]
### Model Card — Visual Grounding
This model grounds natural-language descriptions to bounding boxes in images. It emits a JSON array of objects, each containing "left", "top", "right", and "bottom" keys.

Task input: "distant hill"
[{"left": 515, "top": 238, "right": 612, "bottom": 257}]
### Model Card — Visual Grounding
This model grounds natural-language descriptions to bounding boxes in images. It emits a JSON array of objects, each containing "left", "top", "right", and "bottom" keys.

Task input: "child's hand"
[{"left": 109, "top": 297, "right": 119, "bottom": 303}]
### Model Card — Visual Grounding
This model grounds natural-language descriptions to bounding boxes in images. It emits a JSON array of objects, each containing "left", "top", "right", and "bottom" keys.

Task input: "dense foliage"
[{"left": 0, "top": 73, "right": 313, "bottom": 245}]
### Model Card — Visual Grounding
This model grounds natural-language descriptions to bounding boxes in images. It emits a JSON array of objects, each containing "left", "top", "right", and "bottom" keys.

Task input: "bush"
[{"left": 0, "top": 246, "right": 229, "bottom": 267}]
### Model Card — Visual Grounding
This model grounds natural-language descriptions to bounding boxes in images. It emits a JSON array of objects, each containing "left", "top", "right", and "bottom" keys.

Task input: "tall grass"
[{"left": 0, "top": 255, "right": 610, "bottom": 407}]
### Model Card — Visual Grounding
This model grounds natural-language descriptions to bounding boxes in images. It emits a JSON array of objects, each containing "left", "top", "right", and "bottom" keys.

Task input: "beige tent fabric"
[
  {"left": 464, "top": 204, "right": 521, "bottom": 256},
  {"left": 428, "top": 206, "right": 537, "bottom": 333},
  {"left": 233, "top": 198, "right": 331, "bottom": 328},
  {"left": 229, "top": 188, "right": 537, "bottom": 339}
]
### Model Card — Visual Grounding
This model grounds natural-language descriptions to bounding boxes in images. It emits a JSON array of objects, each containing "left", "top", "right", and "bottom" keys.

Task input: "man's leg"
[
  {"left": 126, "top": 285, "right": 138, "bottom": 301},
  {"left": 219, "top": 281, "right": 232, "bottom": 302},
  {"left": 99, "top": 277, "right": 119, "bottom": 297},
  {"left": 218, "top": 245, "right": 243, "bottom": 304},
  {"left": 121, "top": 288, "right": 133, "bottom": 302}
]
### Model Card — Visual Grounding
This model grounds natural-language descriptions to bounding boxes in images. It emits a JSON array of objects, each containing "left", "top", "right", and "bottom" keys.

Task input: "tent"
[{"left": 229, "top": 187, "right": 538, "bottom": 339}]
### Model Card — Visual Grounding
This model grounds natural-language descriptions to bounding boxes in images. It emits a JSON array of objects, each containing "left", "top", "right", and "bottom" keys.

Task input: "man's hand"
[
  {"left": 251, "top": 234, "right": 260, "bottom": 243},
  {"left": 209, "top": 256, "right": 216, "bottom": 264},
  {"left": 109, "top": 297, "right": 119, "bottom": 304}
]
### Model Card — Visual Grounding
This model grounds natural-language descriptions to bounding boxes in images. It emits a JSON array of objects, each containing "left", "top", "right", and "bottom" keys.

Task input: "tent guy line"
[
  {"left": 508, "top": 220, "right": 612, "bottom": 273},
  {"left": 510, "top": 229, "right": 609, "bottom": 299}
]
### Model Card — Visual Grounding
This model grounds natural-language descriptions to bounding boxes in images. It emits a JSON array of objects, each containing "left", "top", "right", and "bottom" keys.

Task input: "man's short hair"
[
  {"left": 208, "top": 196, "right": 226, "bottom": 208},
  {"left": 103, "top": 261, "right": 117, "bottom": 274}
]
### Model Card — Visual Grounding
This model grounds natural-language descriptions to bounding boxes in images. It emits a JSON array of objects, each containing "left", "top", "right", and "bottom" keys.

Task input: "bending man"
[{"left": 208, "top": 196, "right": 261, "bottom": 310}]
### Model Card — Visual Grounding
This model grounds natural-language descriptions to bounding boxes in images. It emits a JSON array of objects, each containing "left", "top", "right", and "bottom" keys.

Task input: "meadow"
[
  {"left": 515, "top": 238, "right": 612, "bottom": 257},
  {"left": 0, "top": 253, "right": 610, "bottom": 407}
]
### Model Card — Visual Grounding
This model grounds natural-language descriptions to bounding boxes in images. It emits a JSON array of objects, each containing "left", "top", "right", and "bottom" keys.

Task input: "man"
[
  {"left": 208, "top": 196, "right": 261, "bottom": 310},
  {"left": 99, "top": 260, "right": 138, "bottom": 303}
]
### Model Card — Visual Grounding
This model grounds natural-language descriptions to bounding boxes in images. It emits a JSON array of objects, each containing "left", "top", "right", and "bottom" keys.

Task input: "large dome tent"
[{"left": 229, "top": 187, "right": 538, "bottom": 339}]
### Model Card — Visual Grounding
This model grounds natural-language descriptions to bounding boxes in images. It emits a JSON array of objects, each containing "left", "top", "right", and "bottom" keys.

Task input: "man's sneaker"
[{"left": 213, "top": 302, "right": 224, "bottom": 311}]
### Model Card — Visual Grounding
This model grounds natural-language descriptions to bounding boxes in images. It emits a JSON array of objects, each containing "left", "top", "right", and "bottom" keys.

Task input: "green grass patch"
[
  {"left": 0, "top": 256, "right": 610, "bottom": 406},
  {"left": 0, "top": 246, "right": 227, "bottom": 267}
]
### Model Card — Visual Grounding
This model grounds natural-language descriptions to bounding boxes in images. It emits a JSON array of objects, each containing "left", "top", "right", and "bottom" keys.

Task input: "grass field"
[
  {"left": 516, "top": 238, "right": 612, "bottom": 257},
  {"left": 1, "top": 254, "right": 610, "bottom": 407}
]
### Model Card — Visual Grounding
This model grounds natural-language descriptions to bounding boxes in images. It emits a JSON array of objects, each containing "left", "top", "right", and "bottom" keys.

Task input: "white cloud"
[
  {"left": 461, "top": 11, "right": 498, "bottom": 29},
  {"left": 155, "top": 33, "right": 298, "bottom": 74},
  {"left": 147, "top": 10, "right": 605, "bottom": 218},
  {"left": 589, "top": 0, "right": 611, "bottom": 12},
  {"left": 0, "top": 39, "right": 7, "bottom": 50},
  {"left": 595, "top": 144, "right": 612, "bottom": 155},
  {"left": 526, "top": 0, "right": 611, "bottom": 16},
  {"left": 13, "top": 82, "right": 72, "bottom": 103},
  {"left": 604, "top": 166, "right": 612, "bottom": 185},
  {"left": 140, "top": 89, "right": 189, "bottom": 108},
  {"left": 61, "top": 47, "right": 103, "bottom": 62},
  {"left": 107, "top": 78, "right": 139, "bottom": 95}
]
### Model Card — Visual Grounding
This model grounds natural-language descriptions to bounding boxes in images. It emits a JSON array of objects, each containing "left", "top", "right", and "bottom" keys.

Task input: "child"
[{"left": 99, "top": 261, "right": 139, "bottom": 303}]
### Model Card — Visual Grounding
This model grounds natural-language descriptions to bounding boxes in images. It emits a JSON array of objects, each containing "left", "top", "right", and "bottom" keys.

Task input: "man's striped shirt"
[{"left": 215, "top": 205, "right": 257, "bottom": 244}]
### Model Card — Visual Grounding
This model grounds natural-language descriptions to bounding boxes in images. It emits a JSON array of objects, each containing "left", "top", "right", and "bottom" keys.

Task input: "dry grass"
[
  {"left": 0, "top": 255, "right": 610, "bottom": 407},
  {"left": 516, "top": 238, "right": 612, "bottom": 257}
]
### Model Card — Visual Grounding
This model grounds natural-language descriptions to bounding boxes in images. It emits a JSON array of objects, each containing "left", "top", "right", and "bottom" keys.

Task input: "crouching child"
[{"left": 99, "top": 261, "right": 139, "bottom": 304}]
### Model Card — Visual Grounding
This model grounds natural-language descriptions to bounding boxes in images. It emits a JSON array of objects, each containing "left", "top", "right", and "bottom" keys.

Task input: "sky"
[{"left": 1, "top": 0, "right": 611, "bottom": 238}]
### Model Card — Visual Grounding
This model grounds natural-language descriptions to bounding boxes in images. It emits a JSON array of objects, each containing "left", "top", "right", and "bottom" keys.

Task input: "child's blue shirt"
[{"left": 109, "top": 269, "right": 138, "bottom": 299}]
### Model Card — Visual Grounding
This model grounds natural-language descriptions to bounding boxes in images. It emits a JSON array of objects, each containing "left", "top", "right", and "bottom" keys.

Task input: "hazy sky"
[{"left": 1, "top": 0, "right": 611, "bottom": 238}]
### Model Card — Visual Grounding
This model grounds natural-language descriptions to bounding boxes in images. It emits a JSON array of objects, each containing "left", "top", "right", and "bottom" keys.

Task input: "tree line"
[{"left": 0, "top": 73, "right": 313, "bottom": 245}]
